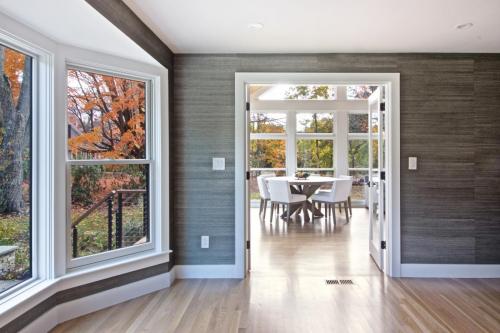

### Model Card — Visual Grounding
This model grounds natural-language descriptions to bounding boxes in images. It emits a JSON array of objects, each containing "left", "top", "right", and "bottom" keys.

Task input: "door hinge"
[
  {"left": 380, "top": 102, "right": 385, "bottom": 111},
  {"left": 246, "top": 171, "right": 250, "bottom": 180},
  {"left": 246, "top": 240, "right": 250, "bottom": 249},
  {"left": 380, "top": 171, "right": 385, "bottom": 181},
  {"left": 381, "top": 241, "right": 386, "bottom": 250},
  {"left": 246, "top": 102, "right": 250, "bottom": 111}
]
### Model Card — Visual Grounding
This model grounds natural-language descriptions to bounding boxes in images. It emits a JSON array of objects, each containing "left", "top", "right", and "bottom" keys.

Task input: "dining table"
[{"left": 265, "top": 176, "right": 338, "bottom": 222}]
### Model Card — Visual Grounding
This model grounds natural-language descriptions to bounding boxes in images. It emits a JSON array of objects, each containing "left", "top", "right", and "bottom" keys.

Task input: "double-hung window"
[
  {"left": 66, "top": 67, "right": 153, "bottom": 268},
  {"left": 248, "top": 112, "right": 287, "bottom": 199},
  {"left": 0, "top": 43, "right": 33, "bottom": 295},
  {"left": 296, "top": 112, "right": 335, "bottom": 177}
]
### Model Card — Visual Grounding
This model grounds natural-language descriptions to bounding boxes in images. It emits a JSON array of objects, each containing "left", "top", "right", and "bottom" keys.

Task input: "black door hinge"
[
  {"left": 246, "top": 240, "right": 250, "bottom": 249},
  {"left": 246, "top": 102, "right": 250, "bottom": 111},
  {"left": 380, "top": 102, "right": 385, "bottom": 111},
  {"left": 246, "top": 171, "right": 250, "bottom": 180},
  {"left": 381, "top": 241, "right": 386, "bottom": 250},
  {"left": 380, "top": 171, "right": 385, "bottom": 181}
]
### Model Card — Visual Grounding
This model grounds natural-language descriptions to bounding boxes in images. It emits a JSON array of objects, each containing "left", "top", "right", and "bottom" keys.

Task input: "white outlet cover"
[
  {"left": 408, "top": 157, "right": 417, "bottom": 170},
  {"left": 212, "top": 157, "right": 225, "bottom": 170},
  {"left": 201, "top": 235, "right": 209, "bottom": 248}
]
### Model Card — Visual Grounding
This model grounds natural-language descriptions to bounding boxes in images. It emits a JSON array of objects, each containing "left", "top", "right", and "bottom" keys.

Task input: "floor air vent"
[{"left": 326, "top": 279, "right": 354, "bottom": 285}]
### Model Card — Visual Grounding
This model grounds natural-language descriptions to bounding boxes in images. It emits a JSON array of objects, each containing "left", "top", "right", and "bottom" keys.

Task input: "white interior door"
[
  {"left": 368, "top": 87, "right": 386, "bottom": 271},
  {"left": 244, "top": 84, "right": 251, "bottom": 274}
]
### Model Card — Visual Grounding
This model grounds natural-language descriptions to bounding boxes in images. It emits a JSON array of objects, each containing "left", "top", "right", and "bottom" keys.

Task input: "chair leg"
[
  {"left": 324, "top": 203, "right": 328, "bottom": 218},
  {"left": 277, "top": 204, "right": 280, "bottom": 218},
  {"left": 286, "top": 203, "right": 291, "bottom": 222},
  {"left": 311, "top": 201, "right": 316, "bottom": 221},
  {"left": 332, "top": 205, "right": 336, "bottom": 226},
  {"left": 270, "top": 203, "right": 274, "bottom": 223},
  {"left": 348, "top": 196, "right": 352, "bottom": 216},
  {"left": 344, "top": 201, "right": 350, "bottom": 224},
  {"left": 259, "top": 199, "right": 263, "bottom": 216},
  {"left": 263, "top": 199, "right": 268, "bottom": 220}
]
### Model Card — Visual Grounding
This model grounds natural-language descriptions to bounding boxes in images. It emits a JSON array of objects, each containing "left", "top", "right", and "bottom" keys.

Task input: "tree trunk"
[{"left": 0, "top": 46, "right": 31, "bottom": 213}]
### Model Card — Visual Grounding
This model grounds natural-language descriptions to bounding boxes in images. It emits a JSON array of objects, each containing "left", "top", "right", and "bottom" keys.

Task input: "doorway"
[{"left": 234, "top": 73, "right": 400, "bottom": 278}]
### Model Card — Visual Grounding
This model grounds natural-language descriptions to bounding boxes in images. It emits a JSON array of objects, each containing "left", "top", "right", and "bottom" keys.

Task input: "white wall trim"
[
  {"left": 235, "top": 72, "right": 401, "bottom": 278},
  {"left": 174, "top": 265, "right": 241, "bottom": 279},
  {"left": 20, "top": 271, "right": 174, "bottom": 333},
  {"left": 401, "top": 264, "right": 500, "bottom": 278}
]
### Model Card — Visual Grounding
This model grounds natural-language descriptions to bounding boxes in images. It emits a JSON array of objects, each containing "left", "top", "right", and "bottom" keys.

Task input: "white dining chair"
[
  {"left": 339, "top": 175, "right": 353, "bottom": 216},
  {"left": 268, "top": 179, "right": 307, "bottom": 222},
  {"left": 311, "top": 179, "right": 352, "bottom": 225},
  {"left": 256, "top": 173, "right": 275, "bottom": 220}
]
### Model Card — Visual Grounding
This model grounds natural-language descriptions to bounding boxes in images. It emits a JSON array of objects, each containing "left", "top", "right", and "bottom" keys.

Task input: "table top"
[{"left": 266, "top": 176, "right": 338, "bottom": 185}]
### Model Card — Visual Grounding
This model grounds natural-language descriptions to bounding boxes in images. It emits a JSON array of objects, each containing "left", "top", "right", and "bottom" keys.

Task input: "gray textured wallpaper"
[{"left": 172, "top": 54, "right": 500, "bottom": 265}]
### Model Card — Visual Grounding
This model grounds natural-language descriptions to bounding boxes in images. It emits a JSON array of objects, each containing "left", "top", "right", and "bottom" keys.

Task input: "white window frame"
[
  {"left": 249, "top": 109, "right": 337, "bottom": 179},
  {"left": 347, "top": 110, "right": 370, "bottom": 205},
  {"left": 64, "top": 62, "right": 161, "bottom": 270},
  {"left": 0, "top": 28, "right": 54, "bottom": 300},
  {"left": 295, "top": 110, "right": 336, "bottom": 176}
]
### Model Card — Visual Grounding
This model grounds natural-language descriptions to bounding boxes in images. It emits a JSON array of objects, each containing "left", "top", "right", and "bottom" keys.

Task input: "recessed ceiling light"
[
  {"left": 455, "top": 22, "right": 473, "bottom": 30},
  {"left": 248, "top": 23, "right": 264, "bottom": 30}
]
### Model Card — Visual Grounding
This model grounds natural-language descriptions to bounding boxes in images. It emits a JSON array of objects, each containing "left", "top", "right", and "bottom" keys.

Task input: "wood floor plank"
[{"left": 52, "top": 209, "right": 500, "bottom": 333}]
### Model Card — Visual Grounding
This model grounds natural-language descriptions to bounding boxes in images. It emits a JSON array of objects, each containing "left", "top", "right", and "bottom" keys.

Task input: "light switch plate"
[
  {"left": 212, "top": 157, "right": 225, "bottom": 170},
  {"left": 408, "top": 157, "right": 417, "bottom": 170},
  {"left": 201, "top": 235, "right": 209, "bottom": 248}
]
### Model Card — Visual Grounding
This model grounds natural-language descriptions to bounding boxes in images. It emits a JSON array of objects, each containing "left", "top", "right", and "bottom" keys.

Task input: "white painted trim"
[
  {"left": 235, "top": 73, "right": 401, "bottom": 278},
  {"left": 20, "top": 271, "right": 173, "bottom": 333},
  {"left": 401, "top": 264, "right": 500, "bottom": 278},
  {"left": 174, "top": 265, "right": 241, "bottom": 279}
]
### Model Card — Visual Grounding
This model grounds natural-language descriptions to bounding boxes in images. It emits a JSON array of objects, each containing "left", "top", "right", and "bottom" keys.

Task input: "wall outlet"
[
  {"left": 201, "top": 235, "right": 209, "bottom": 248},
  {"left": 408, "top": 157, "right": 417, "bottom": 170},
  {"left": 212, "top": 157, "right": 225, "bottom": 170}
]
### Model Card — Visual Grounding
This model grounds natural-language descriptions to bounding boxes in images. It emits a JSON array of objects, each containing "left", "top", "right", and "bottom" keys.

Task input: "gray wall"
[{"left": 173, "top": 54, "right": 500, "bottom": 265}]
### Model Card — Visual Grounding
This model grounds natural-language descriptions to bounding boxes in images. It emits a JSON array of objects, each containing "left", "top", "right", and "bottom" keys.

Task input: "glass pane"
[
  {"left": 349, "top": 170, "right": 369, "bottom": 202},
  {"left": 296, "top": 113, "right": 333, "bottom": 133},
  {"left": 67, "top": 69, "right": 146, "bottom": 160},
  {"left": 0, "top": 45, "right": 32, "bottom": 293},
  {"left": 372, "top": 139, "right": 379, "bottom": 169},
  {"left": 348, "top": 140, "right": 369, "bottom": 168},
  {"left": 249, "top": 169, "right": 285, "bottom": 201},
  {"left": 70, "top": 164, "right": 149, "bottom": 258},
  {"left": 257, "top": 84, "right": 336, "bottom": 100},
  {"left": 348, "top": 114, "right": 368, "bottom": 133},
  {"left": 249, "top": 140, "right": 286, "bottom": 168},
  {"left": 297, "top": 139, "right": 333, "bottom": 168},
  {"left": 371, "top": 111, "right": 379, "bottom": 134},
  {"left": 249, "top": 113, "right": 286, "bottom": 133},
  {"left": 347, "top": 85, "right": 378, "bottom": 100}
]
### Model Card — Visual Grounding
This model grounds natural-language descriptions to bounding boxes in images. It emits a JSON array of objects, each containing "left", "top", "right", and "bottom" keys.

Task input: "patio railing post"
[
  {"left": 107, "top": 194, "right": 114, "bottom": 250},
  {"left": 72, "top": 227, "right": 78, "bottom": 258},
  {"left": 116, "top": 192, "right": 123, "bottom": 248}
]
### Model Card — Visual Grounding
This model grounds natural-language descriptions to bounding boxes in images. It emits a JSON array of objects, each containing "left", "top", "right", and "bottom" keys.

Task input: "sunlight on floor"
[{"left": 249, "top": 206, "right": 381, "bottom": 277}]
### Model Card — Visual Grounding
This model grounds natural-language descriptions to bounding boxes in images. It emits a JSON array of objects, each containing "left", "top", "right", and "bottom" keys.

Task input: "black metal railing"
[{"left": 71, "top": 189, "right": 148, "bottom": 258}]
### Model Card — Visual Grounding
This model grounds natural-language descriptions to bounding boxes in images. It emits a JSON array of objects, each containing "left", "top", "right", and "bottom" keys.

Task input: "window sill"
[{"left": 0, "top": 250, "right": 171, "bottom": 326}]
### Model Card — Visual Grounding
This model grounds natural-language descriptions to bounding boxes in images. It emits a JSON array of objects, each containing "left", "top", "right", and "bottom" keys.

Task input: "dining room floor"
[{"left": 249, "top": 205, "right": 382, "bottom": 278}]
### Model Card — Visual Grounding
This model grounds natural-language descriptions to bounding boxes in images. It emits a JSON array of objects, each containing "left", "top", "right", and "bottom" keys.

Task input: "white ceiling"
[
  {"left": 0, "top": 0, "right": 158, "bottom": 65},
  {"left": 124, "top": 0, "right": 500, "bottom": 53}
]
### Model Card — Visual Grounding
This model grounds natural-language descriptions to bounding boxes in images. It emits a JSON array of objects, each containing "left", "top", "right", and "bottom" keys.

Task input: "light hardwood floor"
[{"left": 52, "top": 208, "right": 500, "bottom": 333}]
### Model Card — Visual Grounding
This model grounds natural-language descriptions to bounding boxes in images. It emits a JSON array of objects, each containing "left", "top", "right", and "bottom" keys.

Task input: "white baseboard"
[
  {"left": 401, "top": 264, "right": 500, "bottom": 278},
  {"left": 174, "top": 264, "right": 242, "bottom": 279},
  {"left": 20, "top": 271, "right": 174, "bottom": 333}
]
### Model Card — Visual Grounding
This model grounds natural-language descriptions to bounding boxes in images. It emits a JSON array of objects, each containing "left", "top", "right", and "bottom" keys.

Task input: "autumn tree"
[
  {"left": 0, "top": 46, "right": 31, "bottom": 214},
  {"left": 67, "top": 69, "right": 146, "bottom": 159}
]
